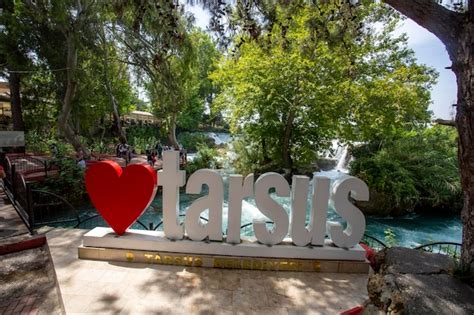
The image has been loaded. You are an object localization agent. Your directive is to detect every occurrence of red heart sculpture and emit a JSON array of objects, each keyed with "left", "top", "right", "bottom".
[{"left": 85, "top": 161, "right": 157, "bottom": 235}]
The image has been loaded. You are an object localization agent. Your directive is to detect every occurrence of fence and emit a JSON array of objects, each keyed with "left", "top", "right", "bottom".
[{"left": 1, "top": 153, "right": 69, "bottom": 231}]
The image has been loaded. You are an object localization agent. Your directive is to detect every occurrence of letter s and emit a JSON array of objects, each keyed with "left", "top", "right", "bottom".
[{"left": 328, "top": 177, "right": 369, "bottom": 248}]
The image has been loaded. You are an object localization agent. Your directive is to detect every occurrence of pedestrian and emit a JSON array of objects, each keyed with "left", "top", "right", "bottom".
[
  {"left": 76, "top": 150, "right": 86, "bottom": 169},
  {"left": 156, "top": 142, "right": 163, "bottom": 160},
  {"left": 117, "top": 141, "right": 130, "bottom": 165},
  {"left": 146, "top": 145, "right": 153, "bottom": 166}
]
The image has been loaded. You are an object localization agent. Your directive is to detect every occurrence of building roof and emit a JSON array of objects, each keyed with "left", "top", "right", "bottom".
[{"left": 129, "top": 110, "right": 154, "bottom": 117}]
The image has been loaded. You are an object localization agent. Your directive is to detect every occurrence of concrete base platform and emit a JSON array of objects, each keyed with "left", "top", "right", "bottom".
[
  {"left": 80, "top": 227, "right": 369, "bottom": 274},
  {"left": 79, "top": 245, "right": 370, "bottom": 273}
]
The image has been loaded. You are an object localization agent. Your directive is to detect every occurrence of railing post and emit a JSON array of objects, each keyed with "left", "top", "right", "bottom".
[
  {"left": 44, "top": 160, "right": 48, "bottom": 178},
  {"left": 0, "top": 152, "right": 5, "bottom": 167},
  {"left": 26, "top": 183, "right": 34, "bottom": 229},
  {"left": 11, "top": 164, "right": 16, "bottom": 201}
]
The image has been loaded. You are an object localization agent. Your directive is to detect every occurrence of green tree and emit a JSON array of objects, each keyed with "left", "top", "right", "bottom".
[
  {"left": 5, "top": 1, "right": 137, "bottom": 150},
  {"left": 211, "top": 3, "right": 436, "bottom": 176},
  {"left": 350, "top": 125, "right": 461, "bottom": 216},
  {"left": 111, "top": 1, "right": 194, "bottom": 148},
  {"left": 176, "top": 30, "right": 221, "bottom": 131},
  {"left": 0, "top": 0, "right": 34, "bottom": 131},
  {"left": 10, "top": 0, "right": 103, "bottom": 153}
]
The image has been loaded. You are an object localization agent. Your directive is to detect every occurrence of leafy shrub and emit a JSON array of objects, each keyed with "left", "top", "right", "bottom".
[
  {"left": 384, "top": 228, "right": 398, "bottom": 247},
  {"left": 25, "top": 131, "right": 51, "bottom": 153},
  {"left": 178, "top": 132, "right": 215, "bottom": 152},
  {"left": 32, "top": 156, "right": 86, "bottom": 206},
  {"left": 127, "top": 125, "right": 160, "bottom": 140},
  {"left": 131, "top": 136, "right": 158, "bottom": 154},
  {"left": 185, "top": 145, "right": 222, "bottom": 174},
  {"left": 350, "top": 126, "right": 462, "bottom": 215},
  {"left": 127, "top": 125, "right": 160, "bottom": 153},
  {"left": 89, "top": 138, "right": 118, "bottom": 155},
  {"left": 25, "top": 131, "right": 75, "bottom": 156}
]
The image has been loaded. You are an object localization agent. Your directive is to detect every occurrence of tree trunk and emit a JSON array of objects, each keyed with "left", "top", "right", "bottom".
[
  {"left": 258, "top": 114, "right": 271, "bottom": 163},
  {"left": 453, "top": 19, "right": 474, "bottom": 274},
  {"left": 57, "top": 33, "right": 88, "bottom": 154},
  {"left": 8, "top": 72, "right": 25, "bottom": 131},
  {"left": 105, "top": 73, "right": 127, "bottom": 143},
  {"left": 384, "top": 0, "right": 473, "bottom": 272},
  {"left": 101, "top": 24, "right": 127, "bottom": 143},
  {"left": 261, "top": 136, "right": 271, "bottom": 164},
  {"left": 282, "top": 108, "right": 294, "bottom": 175},
  {"left": 168, "top": 112, "right": 179, "bottom": 149}
]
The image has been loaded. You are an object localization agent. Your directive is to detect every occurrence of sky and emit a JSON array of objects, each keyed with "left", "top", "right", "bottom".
[{"left": 187, "top": 5, "right": 457, "bottom": 120}]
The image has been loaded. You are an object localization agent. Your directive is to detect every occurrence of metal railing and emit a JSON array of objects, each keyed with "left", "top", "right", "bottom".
[
  {"left": 153, "top": 214, "right": 209, "bottom": 231},
  {"left": 414, "top": 242, "right": 462, "bottom": 261},
  {"left": 240, "top": 221, "right": 274, "bottom": 237},
  {"left": 6, "top": 155, "right": 51, "bottom": 178},
  {"left": 74, "top": 214, "right": 149, "bottom": 230},
  {"left": 1, "top": 153, "right": 72, "bottom": 231},
  {"left": 31, "top": 189, "right": 80, "bottom": 226},
  {"left": 361, "top": 234, "right": 387, "bottom": 251}
]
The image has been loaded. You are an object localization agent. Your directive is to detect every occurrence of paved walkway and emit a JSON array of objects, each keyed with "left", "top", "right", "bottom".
[
  {"left": 0, "top": 189, "right": 64, "bottom": 315},
  {"left": 45, "top": 228, "right": 369, "bottom": 314},
  {"left": 0, "top": 190, "right": 29, "bottom": 240}
]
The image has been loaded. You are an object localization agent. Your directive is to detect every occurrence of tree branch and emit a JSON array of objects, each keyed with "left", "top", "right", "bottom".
[
  {"left": 433, "top": 118, "right": 456, "bottom": 127},
  {"left": 384, "top": 0, "right": 464, "bottom": 58}
]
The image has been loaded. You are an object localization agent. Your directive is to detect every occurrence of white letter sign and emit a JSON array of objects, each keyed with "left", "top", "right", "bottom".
[
  {"left": 185, "top": 169, "right": 224, "bottom": 241},
  {"left": 253, "top": 173, "right": 290, "bottom": 245},
  {"left": 158, "top": 151, "right": 186, "bottom": 240},
  {"left": 327, "top": 177, "right": 369, "bottom": 248}
]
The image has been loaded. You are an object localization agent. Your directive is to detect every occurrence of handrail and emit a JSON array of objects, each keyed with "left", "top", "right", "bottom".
[
  {"left": 362, "top": 233, "right": 388, "bottom": 249},
  {"left": 74, "top": 213, "right": 149, "bottom": 230},
  {"left": 31, "top": 189, "right": 80, "bottom": 223},
  {"left": 9, "top": 156, "right": 49, "bottom": 171},
  {"left": 73, "top": 213, "right": 101, "bottom": 228},
  {"left": 240, "top": 221, "right": 274, "bottom": 229},
  {"left": 154, "top": 214, "right": 209, "bottom": 230},
  {"left": 413, "top": 241, "right": 462, "bottom": 260},
  {"left": 413, "top": 241, "right": 462, "bottom": 249}
]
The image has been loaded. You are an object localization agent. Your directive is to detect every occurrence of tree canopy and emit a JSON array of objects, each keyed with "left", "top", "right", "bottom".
[{"left": 212, "top": 2, "right": 436, "bottom": 175}]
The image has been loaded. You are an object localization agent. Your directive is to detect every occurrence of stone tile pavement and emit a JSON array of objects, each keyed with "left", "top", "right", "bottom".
[
  {"left": 45, "top": 228, "right": 369, "bottom": 314},
  {"left": 0, "top": 188, "right": 64, "bottom": 315},
  {"left": 0, "top": 293, "right": 39, "bottom": 315},
  {"left": 0, "top": 190, "right": 30, "bottom": 240}
]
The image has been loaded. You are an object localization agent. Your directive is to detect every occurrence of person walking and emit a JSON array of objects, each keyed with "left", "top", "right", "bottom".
[{"left": 156, "top": 142, "right": 163, "bottom": 160}]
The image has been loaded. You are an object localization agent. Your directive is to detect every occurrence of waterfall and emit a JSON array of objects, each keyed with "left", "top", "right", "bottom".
[
  {"left": 204, "top": 132, "right": 232, "bottom": 146},
  {"left": 335, "top": 146, "right": 349, "bottom": 172}
]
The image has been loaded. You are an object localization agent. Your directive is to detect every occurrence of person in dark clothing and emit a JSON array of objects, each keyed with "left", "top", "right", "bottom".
[{"left": 156, "top": 142, "right": 163, "bottom": 160}]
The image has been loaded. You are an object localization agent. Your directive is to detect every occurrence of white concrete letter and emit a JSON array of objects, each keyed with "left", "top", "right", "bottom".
[
  {"left": 185, "top": 169, "right": 224, "bottom": 241},
  {"left": 158, "top": 151, "right": 185, "bottom": 240},
  {"left": 227, "top": 174, "right": 254, "bottom": 244},
  {"left": 253, "top": 173, "right": 290, "bottom": 245},
  {"left": 290, "top": 176, "right": 330, "bottom": 246},
  {"left": 328, "top": 177, "right": 369, "bottom": 248}
]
